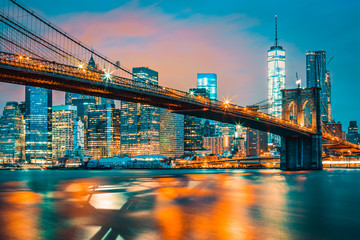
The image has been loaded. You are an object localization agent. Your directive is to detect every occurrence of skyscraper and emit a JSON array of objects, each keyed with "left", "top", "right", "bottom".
[
  {"left": 306, "top": 50, "right": 331, "bottom": 122},
  {"left": 246, "top": 105, "right": 268, "bottom": 156},
  {"left": 0, "top": 102, "right": 25, "bottom": 163},
  {"left": 197, "top": 73, "right": 217, "bottom": 100},
  {"left": 160, "top": 108, "right": 184, "bottom": 158},
  {"left": 246, "top": 128, "right": 268, "bottom": 156},
  {"left": 347, "top": 121, "right": 359, "bottom": 144},
  {"left": 120, "top": 67, "right": 160, "bottom": 157},
  {"left": 267, "top": 15, "right": 285, "bottom": 146},
  {"left": 184, "top": 88, "right": 210, "bottom": 153},
  {"left": 87, "top": 104, "right": 120, "bottom": 159},
  {"left": 25, "top": 86, "right": 52, "bottom": 163},
  {"left": 52, "top": 105, "right": 78, "bottom": 160},
  {"left": 184, "top": 115, "right": 203, "bottom": 153}
]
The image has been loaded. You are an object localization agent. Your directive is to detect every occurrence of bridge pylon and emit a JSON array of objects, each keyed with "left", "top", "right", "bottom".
[{"left": 280, "top": 87, "right": 322, "bottom": 170}]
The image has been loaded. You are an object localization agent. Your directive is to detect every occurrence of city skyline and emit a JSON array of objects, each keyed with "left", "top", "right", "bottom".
[
  {"left": 1, "top": 2, "right": 360, "bottom": 238},
  {"left": 0, "top": 0, "right": 359, "bottom": 129}
]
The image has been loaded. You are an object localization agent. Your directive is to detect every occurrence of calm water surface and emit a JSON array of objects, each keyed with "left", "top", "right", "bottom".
[{"left": 0, "top": 169, "right": 359, "bottom": 240}]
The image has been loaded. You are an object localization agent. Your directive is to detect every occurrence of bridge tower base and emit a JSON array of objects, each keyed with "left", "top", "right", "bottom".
[{"left": 280, "top": 135, "right": 322, "bottom": 170}]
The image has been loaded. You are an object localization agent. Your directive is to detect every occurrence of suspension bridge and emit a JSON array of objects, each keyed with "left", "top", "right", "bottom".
[{"left": 0, "top": 0, "right": 359, "bottom": 170}]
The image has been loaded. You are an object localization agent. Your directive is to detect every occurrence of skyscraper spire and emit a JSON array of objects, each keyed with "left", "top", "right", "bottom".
[{"left": 275, "top": 15, "right": 278, "bottom": 47}]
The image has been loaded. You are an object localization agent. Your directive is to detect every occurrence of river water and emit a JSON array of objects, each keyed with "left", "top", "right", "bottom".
[{"left": 0, "top": 169, "right": 359, "bottom": 240}]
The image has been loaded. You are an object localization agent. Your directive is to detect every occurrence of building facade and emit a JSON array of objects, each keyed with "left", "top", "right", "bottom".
[
  {"left": 184, "top": 88, "right": 210, "bottom": 153},
  {"left": 197, "top": 73, "right": 217, "bottom": 100},
  {"left": 52, "top": 105, "right": 78, "bottom": 160},
  {"left": 306, "top": 50, "right": 331, "bottom": 123},
  {"left": 160, "top": 108, "right": 184, "bottom": 158},
  {"left": 203, "top": 136, "right": 231, "bottom": 155},
  {"left": 25, "top": 86, "right": 52, "bottom": 163},
  {"left": 120, "top": 67, "right": 160, "bottom": 157},
  {"left": 347, "top": 121, "right": 359, "bottom": 144},
  {"left": 0, "top": 102, "right": 25, "bottom": 163},
  {"left": 246, "top": 128, "right": 268, "bottom": 157},
  {"left": 184, "top": 115, "right": 203, "bottom": 153},
  {"left": 87, "top": 104, "right": 120, "bottom": 159}
]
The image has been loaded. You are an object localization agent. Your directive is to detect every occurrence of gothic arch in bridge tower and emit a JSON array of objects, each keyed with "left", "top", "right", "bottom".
[
  {"left": 303, "top": 100, "right": 313, "bottom": 128},
  {"left": 288, "top": 101, "right": 296, "bottom": 122},
  {"left": 282, "top": 88, "right": 317, "bottom": 130}
]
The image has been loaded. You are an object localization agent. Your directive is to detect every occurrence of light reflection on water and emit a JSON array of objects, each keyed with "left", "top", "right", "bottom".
[{"left": 0, "top": 169, "right": 359, "bottom": 239}]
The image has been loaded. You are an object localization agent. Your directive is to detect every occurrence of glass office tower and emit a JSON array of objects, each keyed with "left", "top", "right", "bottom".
[
  {"left": 267, "top": 16, "right": 286, "bottom": 146},
  {"left": 197, "top": 73, "right": 217, "bottom": 100},
  {"left": 0, "top": 102, "right": 25, "bottom": 163},
  {"left": 306, "top": 50, "right": 331, "bottom": 123},
  {"left": 25, "top": 86, "right": 52, "bottom": 163},
  {"left": 52, "top": 105, "right": 78, "bottom": 160}
]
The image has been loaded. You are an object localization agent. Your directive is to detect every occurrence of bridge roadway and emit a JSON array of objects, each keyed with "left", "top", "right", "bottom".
[{"left": 1, "top": 52, "right": 360, "bottom": 153}]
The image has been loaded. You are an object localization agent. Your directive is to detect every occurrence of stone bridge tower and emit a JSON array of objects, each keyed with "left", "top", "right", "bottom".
[{"left": 280, "top": 87, "right": 322, "bottom": 170}]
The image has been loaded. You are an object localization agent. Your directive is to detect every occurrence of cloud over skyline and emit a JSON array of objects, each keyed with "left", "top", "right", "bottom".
[{"left": 58, "top": 2, "right": 268, "bottom": 105}]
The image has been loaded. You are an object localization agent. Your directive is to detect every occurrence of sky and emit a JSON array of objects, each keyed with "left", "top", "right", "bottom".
[{"left": 1, "top": 0, "right": 359, "bottom": 129}]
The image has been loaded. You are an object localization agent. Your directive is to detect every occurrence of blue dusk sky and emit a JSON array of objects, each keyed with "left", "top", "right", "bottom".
[{"left": 1, "top": 0, "right": 359, "bottom": 129}]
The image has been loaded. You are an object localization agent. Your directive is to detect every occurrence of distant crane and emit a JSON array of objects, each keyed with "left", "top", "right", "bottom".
[{"left": 327, "top": 56, "right": 334, "bottom": 66}]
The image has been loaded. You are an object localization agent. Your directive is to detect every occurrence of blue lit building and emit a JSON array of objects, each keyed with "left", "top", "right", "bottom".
[
  {"left": 267, "top": 16, "right": 286, "bottom": 146},
  {"left": 197, "top": 73, "right": 217, "bottom": 100},
  {"left": 25, "top": 86, "right": 52, "bottom": 163},
  {"left": 196, "top": 73, "right": 222, "bottom": 135},
  {"left": 120, "top": 67, "right": 160, "bottom": 157}
]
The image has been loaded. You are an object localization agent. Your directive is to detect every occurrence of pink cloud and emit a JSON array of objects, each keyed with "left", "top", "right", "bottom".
[{"left": 58, "top": 3, "right": 269, "bottom": 106}]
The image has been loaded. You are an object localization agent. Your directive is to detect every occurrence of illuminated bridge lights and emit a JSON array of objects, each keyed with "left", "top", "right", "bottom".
[{"left": 103, "top": 70, "right": 112, "bottom": 82}]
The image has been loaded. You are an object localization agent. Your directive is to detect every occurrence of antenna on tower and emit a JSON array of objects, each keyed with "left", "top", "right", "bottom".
[
  {"left": 275, "top": 15, "right": 278, "bottom": 47},
  {"left": 296, "top": 72, "right": 301, "bottom": 88}
]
